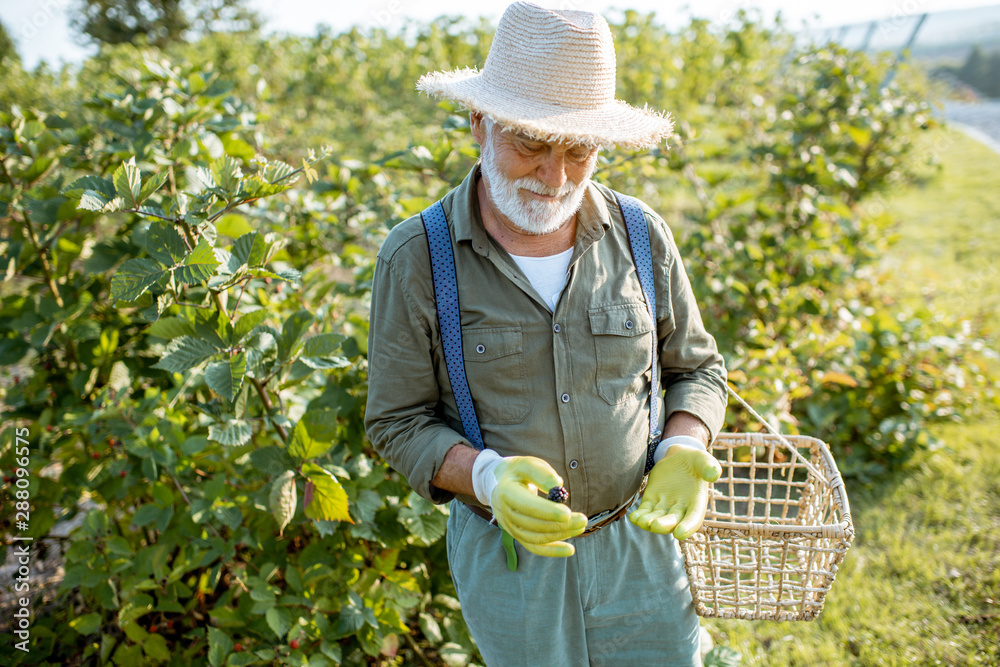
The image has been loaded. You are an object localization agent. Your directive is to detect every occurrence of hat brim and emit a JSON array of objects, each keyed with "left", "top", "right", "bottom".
[{"left": 417, "top": 68, "right": 673, "bottom": 150}]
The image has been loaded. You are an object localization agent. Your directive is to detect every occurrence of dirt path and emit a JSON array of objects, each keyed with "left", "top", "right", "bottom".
[{"left": 944, "top": 100, "right": 1000, "bottom": 155}]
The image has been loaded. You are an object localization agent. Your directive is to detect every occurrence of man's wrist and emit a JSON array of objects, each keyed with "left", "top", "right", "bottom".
[
  {"left": 471, "top": 449, "right": 504, "bottom": 506},
  {"left": 652, "top": 435, "right": 707, "bottom": 465}
]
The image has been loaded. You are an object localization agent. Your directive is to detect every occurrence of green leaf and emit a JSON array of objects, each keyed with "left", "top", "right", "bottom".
[
  {"left": 143, "top": 633, "right": 171, "bottom": 661},
  {"left": 193, "top": 309, "right": 230, "bottom": 349},
  {"left": 288, "top": 409, "right": 339, "bottom": 459},
  {"left": 302, "top": 463, "right": 352, "bottom": 523},
  {"left": 106, "top": 536, "right": 132, "bottom": 556},
  {"left": 189, "top": 72, "right": 207, "bottom": 93},
  {"left": 381, "top": 145, "right": 436, "bottom": 171},
  {"left": 247, "top": 267, "right": 301, "bottom": 283},
  {"left": 207, "top": 626, "right": 233, "bottom": 667},
  {"left": 337, "top": 596, "right": 366, "bottom": 636},
  {"left": 0, "top": 337, "right": 30, "bottom": 365},
  {"left": 138, "top": 171, "right": 168, "bottom": 204},
  {"left": 277, "top": 310, "right": 314, "bottom": 362},
  {"left": 300, "top": 355, "right": 350, "bottom": 370},
  {"left": 152, "top": 336, "right": 221, "bottom": 373},
  {"left": 259, "top": 159, "right": 295, "bottom": 184},
  {"left": 704, "top": 646, "right": 743, "bottom": 667},
  {"left": 118, "top": 593, "right": 154, "bottom": 626},
  {"left": 240, "top": 175, "right": 288, "bottom": 198},
  {"left": 146, "top": 316, "right": 196, "bottom": 340},
  {"left": 266, "top": 606, "right": 291, "bottom": 640},
  {"left": 108, "top": 361, "right": 131, "bottom": 393},
  {"left": 399, "top": 504, "right": 448, "bottom": 546},
  {"left": 66, "top": 319, "right": 101, "bottom": 341},
  {"left": 78, "top": 190, "right": 123, "bottom": 212},
  {"left": 228, "top": 653, "right": 260, "bottom": 666},
  {"left": 269, "top": 470, "right": 297, "bottom": 536},
  {"left": 112, "top": 157, "right": 142, "bottom": 209},
  {"left": 217, "top": 505, "right": 243, "bottom": 530},
  {"left": 146, "top": 222, "right": 187, "bottom": 265},
  {"left": 63, "top": 175, "right": 116, "bottom": 200},
  {"left": 249, "top": 446, "right": 295, "bottom": 476},
  {"left": 208, "top": 419, "right": 253, "bottom": 446},
  {"left": 357, "top": 625, "right": 383, "bottom": 657},
  {"left": 181, "top": 435, "right": 209, "bottom": 455},
  {"left": 399, "top": 492, "right": 447, "bottom": 545},
  {"left": 211, "top": 155, "right": 243, "bottom": 195},
  {"left": 131, "top": 504, "right": 161, "bottom": 528},
  {"left": 321, "top": 640, "right": 343, "bottom": 663},
  {"left": 203, "top": 79, "right": 235, "bottom": 98},
  {"left": 232, "top": 309, "right": 268, "bottom": 343},
  {"left": 69, "top": 612, "right": 102, "bottom": 635},
  {"left": 418, "top": 612, "right": 443, "bottom": 644},
  {"left": 231, "top": 231, "right": 268, "bottom": 268},
  {"left": 172, "top": 239, "right": 220, "bottom": 285},
  {"left": 205, "top": 352, "right": 246, "bottom": 401},
  {"left": 216, "top": 213, "right": 253, "bottom": 238},
  {"left": 110, "top": 258, "right": 169, "bottom": 301},
  {"left": 303, "top": 333, "right": 346, "bottom": 357}
]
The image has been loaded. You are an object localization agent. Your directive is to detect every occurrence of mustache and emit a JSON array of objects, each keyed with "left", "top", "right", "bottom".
[{"left": 514, "top": 177, "right": 580, "bottom": 198}]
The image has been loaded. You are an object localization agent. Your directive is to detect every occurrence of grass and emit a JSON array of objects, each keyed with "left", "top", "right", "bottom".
[
  {"left": 702, "top": 126, "right": 1000, "bottom": 665},
  {"left": 878, "top": 127, "right": 1000, "bottom": 339}
]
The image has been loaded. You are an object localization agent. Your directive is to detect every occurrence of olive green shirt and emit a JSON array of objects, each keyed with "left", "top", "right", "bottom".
[{"left": 365, "top": 164, "right": 727, "bottom": 517}]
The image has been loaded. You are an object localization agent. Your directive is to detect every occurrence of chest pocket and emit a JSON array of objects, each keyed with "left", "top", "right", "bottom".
[
  {"left": 589, "top": 302, "right": 654, "bottom": 405},
  {"left": 461, "top": 326, "right": 528, "bottom": 425}
]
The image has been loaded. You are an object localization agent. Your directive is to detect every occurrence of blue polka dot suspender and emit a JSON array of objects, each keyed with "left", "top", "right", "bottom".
[
  {"left": 420, "top": 194, "right": 662, "bottom": 473},
  {"left": 612, "top": 193, "right": 664, "bottom": 475},
  {"left": 421, "top": 201, "right": 486, "bottom": 451}
]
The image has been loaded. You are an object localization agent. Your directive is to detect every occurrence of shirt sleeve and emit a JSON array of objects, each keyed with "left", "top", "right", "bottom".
[
  {"left": 364, "top": 251, "right": 470, "bottom": 504},
  {"left": 648, "top": 210, "right": 728, "bottom": 441}
]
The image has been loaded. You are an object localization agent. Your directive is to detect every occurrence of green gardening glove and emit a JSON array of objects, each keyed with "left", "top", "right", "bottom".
[
  {"left": 477, "top": 454, "right": 588, "bottom": 557},
  {"left": 629, "top": 443, "right": 722, "bottom": 540}
]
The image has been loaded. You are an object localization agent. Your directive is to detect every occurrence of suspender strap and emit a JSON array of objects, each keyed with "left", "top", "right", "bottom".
[
  {"left": 420, "top": 193, "right": 662, "bottom": 470},
  {"left": 613, "top": 193, "right": 663, "bottom": 474},
  {"left": 421, "top": 201, "right": 485, "bottom": 451}
]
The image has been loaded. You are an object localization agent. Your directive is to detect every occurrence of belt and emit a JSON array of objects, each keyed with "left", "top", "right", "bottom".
[{"left": 463, "top": 490, "right": 638, "bottom": 537}]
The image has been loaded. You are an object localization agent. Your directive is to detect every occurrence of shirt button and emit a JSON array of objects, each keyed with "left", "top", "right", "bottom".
[
  {"left": 553, "top": 323, "right": 561, "bottom": 333},
  {"left": 569, "top": 459, "right": 579, "bottom": 469},
  {"left": 625, "top": 319, "right": 633, "bottom": 330},
  {"left": 561, "top": 393, "right": 570, "bottom": 403},
  {"left": 476, "top": 344, "right": 485, "bottom": 354}
]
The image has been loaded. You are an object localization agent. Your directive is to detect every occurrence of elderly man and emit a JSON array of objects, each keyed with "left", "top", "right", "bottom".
[{"left": 365, "top": 2, "right": 727, "bottom": 665}]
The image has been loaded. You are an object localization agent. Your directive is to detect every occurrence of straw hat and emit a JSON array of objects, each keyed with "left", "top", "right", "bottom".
[{"left": 416, "top": 2, "right": 673, "bottom": 149}]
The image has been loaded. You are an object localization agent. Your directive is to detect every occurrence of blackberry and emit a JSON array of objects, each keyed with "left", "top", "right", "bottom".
[{"left": 547, "top": 486, "right": 569, "bottom": 504}]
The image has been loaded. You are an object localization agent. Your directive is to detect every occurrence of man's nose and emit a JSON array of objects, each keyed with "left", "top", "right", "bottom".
[{"left": 536, "top": 152, "right": 568, "bottom": 191}]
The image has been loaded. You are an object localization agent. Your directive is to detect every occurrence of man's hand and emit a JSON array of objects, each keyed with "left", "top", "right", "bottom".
[
  {"left": 487, "top": 456, "right": 588, "bottom": 557},
  {"left": 629, "top": 444, "right": 721, "bottom": 540}
]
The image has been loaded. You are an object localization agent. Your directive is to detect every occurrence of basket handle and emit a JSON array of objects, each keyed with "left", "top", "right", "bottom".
[{"left": 725, "top": 384, "right": 831, "bottom": 486}]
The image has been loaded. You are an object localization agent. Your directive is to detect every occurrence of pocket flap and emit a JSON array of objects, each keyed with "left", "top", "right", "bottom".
[
  {"left": 463, "top": 327, "right": 523, "bottom": 362},
  {"left": 588, "top": 303, "right": 653, "bottom": 337}
]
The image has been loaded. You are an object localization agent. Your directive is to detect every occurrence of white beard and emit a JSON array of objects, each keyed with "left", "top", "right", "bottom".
[{"left": 480, "top": 130, "right": 594, "bottom": 236}]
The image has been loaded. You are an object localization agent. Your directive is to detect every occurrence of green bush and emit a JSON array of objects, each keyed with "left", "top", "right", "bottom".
[{"left": 1, "top": 59, "right": 473, "bottom": 666}]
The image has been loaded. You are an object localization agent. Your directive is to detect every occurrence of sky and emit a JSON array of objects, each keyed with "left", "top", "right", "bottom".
[{"left": 2, "top": 0, "right": 998, "bottom": 69}]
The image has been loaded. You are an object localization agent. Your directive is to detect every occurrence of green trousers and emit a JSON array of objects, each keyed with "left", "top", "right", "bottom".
[{"left": 446, "top": 499, "right": 702, "bottom": 666}]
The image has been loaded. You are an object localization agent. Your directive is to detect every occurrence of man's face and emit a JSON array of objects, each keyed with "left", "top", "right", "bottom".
[{"left": 478, "top": 118, "right": 599, "bottom": 236}]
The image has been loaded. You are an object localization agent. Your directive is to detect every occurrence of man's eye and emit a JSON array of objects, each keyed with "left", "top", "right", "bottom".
[
  {"left": 569, "top": 150, "right": 593, "bottom": 162},
  {"left": 519, "top": 141, "right": 544, "bottom": 153}
]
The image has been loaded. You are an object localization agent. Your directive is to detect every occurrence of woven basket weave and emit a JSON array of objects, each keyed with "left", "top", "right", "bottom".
[{"left": 679, "top": 431, "right": 854, "bottom": 621}]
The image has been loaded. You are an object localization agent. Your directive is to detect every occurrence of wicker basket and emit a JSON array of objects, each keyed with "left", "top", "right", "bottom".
[{"left": 679, "top": 426, "right": 854, "bottom": 622}]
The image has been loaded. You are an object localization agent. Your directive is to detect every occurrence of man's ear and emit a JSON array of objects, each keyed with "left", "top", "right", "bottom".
[{"left": 470, "top": 111, "right": 486, "bottom": 147}]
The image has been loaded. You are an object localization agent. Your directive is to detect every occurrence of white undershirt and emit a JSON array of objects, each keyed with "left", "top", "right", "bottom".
[{"left": 509, "top": 247, "right": 574, "bottom": 311}]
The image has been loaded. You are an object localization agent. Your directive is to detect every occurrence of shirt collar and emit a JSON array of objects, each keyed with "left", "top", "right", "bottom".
[{"left": 448, "top": 162, "right": 611, "bottom": 255}]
